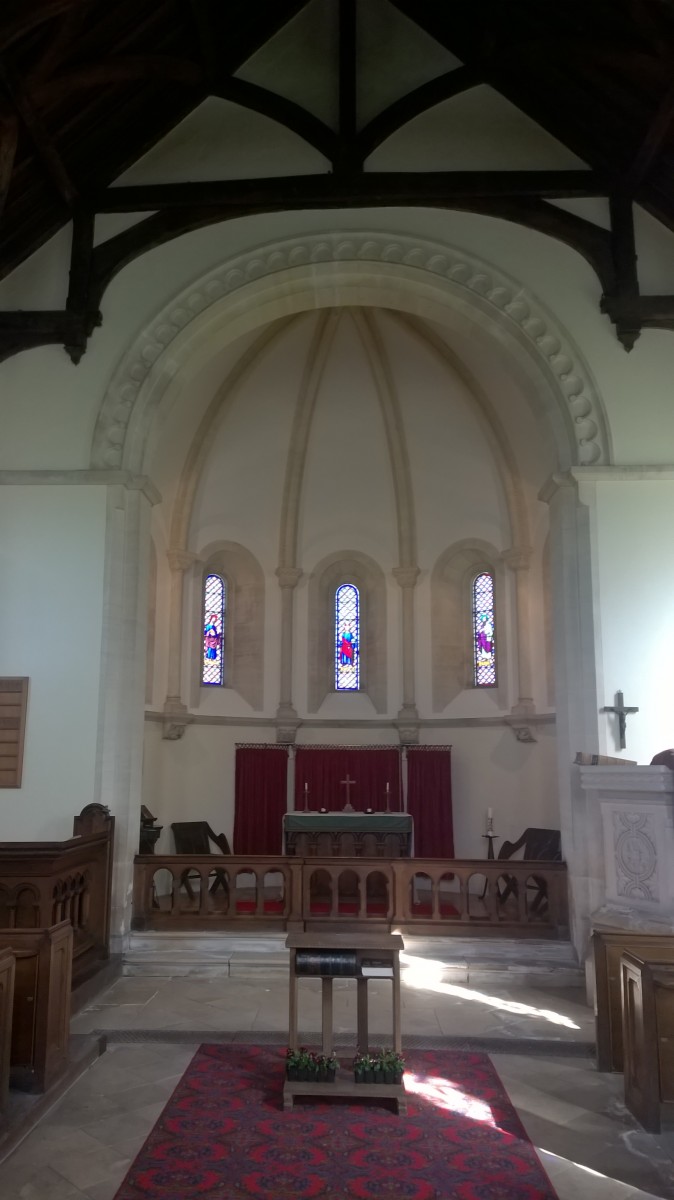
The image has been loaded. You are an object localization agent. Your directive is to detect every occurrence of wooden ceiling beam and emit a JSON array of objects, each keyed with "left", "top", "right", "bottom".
[
  {"left": 0, "top": 0, "right": 92, "bottom": 54},
  {"left": 94, "top": 169, "right": 608, "bottom": 213},
  {"left": 337, "top": 0, "right": 357, "bottom": 170},
  {"left": 624, "top": 78, "right": 674, "bottom": 193},
  {"left": 0, "top": 58, "right": 78, "bottom": 206},
  {"left": 356, "top": 65, "right": 482, "bottom": 163},
  {"left": 214, "top": 78, "right": 337, "bottom": 161},
  {"left": 30, "top": 56, "right": 204, "bottom": 106},
  {"left": 0, "top": 114, "right": 17, "bottom": 218}
]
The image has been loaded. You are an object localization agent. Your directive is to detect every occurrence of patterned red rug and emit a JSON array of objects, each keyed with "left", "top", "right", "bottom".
[{"left": 113, "top": 1044, "right": 556, "bottom": 1199}]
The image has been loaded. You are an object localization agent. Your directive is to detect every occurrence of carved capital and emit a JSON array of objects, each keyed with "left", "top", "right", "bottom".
[
  {"left": 276, "top": 566, "right": 303, "bottom": 590},
  {"left": 501, "top": 547, "right": 531, "bottom": 572},
  {"left": 396, "top": 705, "right": 420, "bottom": 745},
  {"left": 504, "top": 715, "right": 537, "bottom": 743},
  {"left": 167, "top": 548, "right": 197, "bottom": 573},
  {"left": 392, "top": 566, "right": 420, "bottom": 589},
  {"left": 162, "top": 697, "right": 191, "bottom": 740},
  {"left": 276, "top": 702, "right": 300, "bottom": 744}
]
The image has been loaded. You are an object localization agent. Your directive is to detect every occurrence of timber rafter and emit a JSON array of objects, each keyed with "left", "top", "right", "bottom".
[{"left": 2, "top": 0, "right": 674, "bottom": 361}]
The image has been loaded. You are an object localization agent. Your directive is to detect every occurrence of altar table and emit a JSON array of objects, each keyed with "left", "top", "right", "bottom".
[{"left": 283, "top": 812, "right": 412, "bottom": 857}]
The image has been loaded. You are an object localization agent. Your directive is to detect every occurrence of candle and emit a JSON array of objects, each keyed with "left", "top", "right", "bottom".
[
  {"left": 386, "top": 782, "right": 390, "bottom": 794},
  {"left": 304, "top": 782, "right": 308, "bottom": 793},
  {"left": 487, "top": 807, "right": 493, "bottom": 819}
]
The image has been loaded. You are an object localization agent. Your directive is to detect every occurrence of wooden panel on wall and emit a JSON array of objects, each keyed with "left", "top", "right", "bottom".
[
  {"left": 0, "top": 678, "right": 28, "bottom": 788},
  {"left": 0, "top": 948, "right": 15, "bottom": 1114}
]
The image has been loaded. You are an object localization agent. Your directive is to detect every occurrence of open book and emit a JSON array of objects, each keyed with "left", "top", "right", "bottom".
[{"left": 361, "top": 957, "right": 394, "bottom": 978}]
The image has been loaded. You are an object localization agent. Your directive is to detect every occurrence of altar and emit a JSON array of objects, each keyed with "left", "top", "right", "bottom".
[{"left": 283, "top": 812, "right": 413, "bottom": 858}]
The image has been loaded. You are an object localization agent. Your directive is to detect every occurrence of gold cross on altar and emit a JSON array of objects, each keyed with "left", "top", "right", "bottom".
[{"left": 340, "top": 773, "right": 356, "bottom": 811}]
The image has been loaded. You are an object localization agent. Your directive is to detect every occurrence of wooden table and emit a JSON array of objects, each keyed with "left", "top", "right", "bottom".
[
  {"left": 284, "top": 931, "right": 406, "bottom": 1114},
  {"left": 283, "top": 812, "right": 412, "bottom": 857}
]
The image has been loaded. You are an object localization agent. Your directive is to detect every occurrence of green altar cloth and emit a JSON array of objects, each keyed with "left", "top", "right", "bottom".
[{"left": 284, "top": 813, "right": 412, "bottom": 833}]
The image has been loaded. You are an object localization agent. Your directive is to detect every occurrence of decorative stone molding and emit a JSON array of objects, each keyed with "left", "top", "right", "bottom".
[
  {"left": 501, "top": 548, "right": 531, "bottom": 572},
  {"left": 395, "top": 709, "right": 420, "bottom": 746},
  {"left": 392, "top": 566, "right": 420, "bottom": 589},
  {"left": 505, "top": 721, "right": 537, "bottom": 743},
  {"left": 276, "top": 567, "right": 303, "bottom": 589},
  {"left": 167, "top": 548, "right": 197, "bottom": 573},
  {"left": 162, "top": 699, "right": 192, "bottom": 741},
  {"left": 92, "top": 232, "right": 610, "bottom": 474}
]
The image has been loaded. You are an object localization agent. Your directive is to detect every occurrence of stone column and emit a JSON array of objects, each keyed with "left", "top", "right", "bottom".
[
  {"left": 502, "top": 548, "right": 535, "bottom": 718},
  {"left": 275, "top": 567, "right": 302, "bottom": 742},
  {"left": 95, "top": 478, "right": 158, "bottom": 951},
  {"left": 540, "top": 473, "right": 601, "bottom": 955},
  {"left": 163, "top": 548, "right": 196, "bottom": 738},
  {"left": 393, "top": 566, "right": 419, "bottom": 743}
]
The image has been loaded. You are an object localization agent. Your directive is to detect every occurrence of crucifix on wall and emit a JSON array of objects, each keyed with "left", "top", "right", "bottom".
[
  {"left": 340, "top": 773, "right": 356, "bottom": 812},
  {"left": 601, "top": 689, "right": 639, "bottom": 749}
]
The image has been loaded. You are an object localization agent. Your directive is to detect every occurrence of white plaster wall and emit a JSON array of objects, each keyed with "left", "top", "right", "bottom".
[
  {"left": 589, "top": 478, "right": 674, "bottom": 765},
  {"left": 0, "top": 486, "right": 106, "bottom": 838}
]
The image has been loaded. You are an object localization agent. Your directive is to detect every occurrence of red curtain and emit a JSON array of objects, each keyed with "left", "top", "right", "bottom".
[
  {"left": 406, "top": 747, "right": 454, "bottom": 858},
  {"left": 234, "top": 745, "right": 289, "bottom": 855},
  {"left": 295, "top": 747, "right": 402, "bottom": 811}
]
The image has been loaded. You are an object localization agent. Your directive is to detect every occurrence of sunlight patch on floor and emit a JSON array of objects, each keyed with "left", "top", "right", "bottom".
[
  {"left": 400, "top": 953, "right": 581, "bottom": 1029},
  {"left": 404, "top": 1072, "right": 496, "bottom": 1123}
]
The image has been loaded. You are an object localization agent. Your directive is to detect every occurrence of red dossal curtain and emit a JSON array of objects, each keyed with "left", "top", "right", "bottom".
[
  {"left": 406, "top": 747, "right": 454, "bottom": 858},
  {"left": 295, "top": 747, "right": 402, "bottom": 811},
  {"left": 233, "top": 745, "right": 288, "bottom": 855}
]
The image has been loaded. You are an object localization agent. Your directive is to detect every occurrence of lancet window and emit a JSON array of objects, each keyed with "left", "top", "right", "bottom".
[
  {"left": 472, "top": 571, "right": 496, "bottom": 687},
  {"left": 335, "top": 583, "right": 359, "bottom": 691},
  {"left": 202, "top": 573, "right": 225, "bottom": 685}
]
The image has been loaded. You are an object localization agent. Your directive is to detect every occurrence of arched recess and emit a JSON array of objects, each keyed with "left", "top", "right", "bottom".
[
  {"left": 190, "top": 541, "right": 265, "bottom": 711},
  {"left": 91, "top": 232, "right": 612, "bottom": 478},
  {"left": 308, "top": 550, "right": 387, "bottom": 714},
  {"left": 431, "top": 539, "right": 507, "bottom": 711}
]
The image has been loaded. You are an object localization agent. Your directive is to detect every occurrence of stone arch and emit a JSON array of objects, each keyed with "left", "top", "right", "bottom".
[
  {"left": 91, "top": 232, "right": 611, "bottom": 477},
  {"left": 307, "top": 549, "right": 387, "bottom": 714},
  {"left": 189, "top": 540, "right": 265, "bottom": 710},
  {"left": 431, "top": 539, "right": 507, "bottom": 711}
]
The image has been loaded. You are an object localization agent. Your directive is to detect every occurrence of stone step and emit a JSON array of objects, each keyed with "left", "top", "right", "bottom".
[{"left": 123, "top": 931, "right": 584, "bottom": 987}]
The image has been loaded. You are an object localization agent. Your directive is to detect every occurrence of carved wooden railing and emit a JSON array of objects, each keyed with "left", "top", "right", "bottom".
[
  {"left": 133, "top": 854, "right": 569, "bottom": 938},
  {"left": 0, "top": 804, "right": 114, "bottom": 989}
]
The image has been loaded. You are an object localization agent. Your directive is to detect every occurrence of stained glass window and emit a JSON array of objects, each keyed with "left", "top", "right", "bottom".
[
  {"left": 335, "top": 583, "right": 359, "bottom": 691},
  {"left": 202, "top": 573, "right": 225, "bottom": 686},
  {"left": 472, "top": 572, "right": 496, "bottom": 687}
]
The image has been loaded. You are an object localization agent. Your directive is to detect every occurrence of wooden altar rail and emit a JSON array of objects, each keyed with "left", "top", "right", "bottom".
[
  {"left": 132, "top": 855, "right": 569, "bottom": 938},
  {"left": 0, "top": 804, "right": 114, "bottom": 990}
]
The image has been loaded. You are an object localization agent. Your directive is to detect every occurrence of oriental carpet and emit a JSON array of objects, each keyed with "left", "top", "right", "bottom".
[{"left": 113, "top": 1044, "right": 556, "bottom": 1199}]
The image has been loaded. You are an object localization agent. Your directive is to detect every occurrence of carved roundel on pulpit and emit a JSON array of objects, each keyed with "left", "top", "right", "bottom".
[{"left": 614, "top": 813, "right": 657, "bottom": 900}]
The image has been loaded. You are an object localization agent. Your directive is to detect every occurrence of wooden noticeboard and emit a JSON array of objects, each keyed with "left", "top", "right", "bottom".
[{"left": 0, "top": 678, "right": 28, "bottom": 788}]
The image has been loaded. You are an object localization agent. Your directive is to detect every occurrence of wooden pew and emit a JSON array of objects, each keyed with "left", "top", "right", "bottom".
[
  {"left": 0, "top": 922, "right": 72, "bottom": 1092},
  {"left": 592, "top": 929, "right": 674, "bottom": 1070},
  {"left": 621, "top": 952, "right": 674, "bottom": 1132},
  {"left": 0, "top": 948, "right": 14, "bottom": 1115}
]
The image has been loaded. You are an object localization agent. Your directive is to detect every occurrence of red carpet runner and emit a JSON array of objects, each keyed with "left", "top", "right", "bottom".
[{"left": 114, "top": 1044, "right": 557, "bottom": 1199}]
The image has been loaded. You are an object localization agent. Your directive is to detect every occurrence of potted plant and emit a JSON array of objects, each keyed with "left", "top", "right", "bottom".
[
  {"left": 353, "top": 1051, "right": 376, "bottom": 1083},
  {"left": 316, "top": 1053, "right": 339, "bottom": 1082},
  {"left": 380, "top": 1048, "right": 405, "bottom": 1084},
  {"left": 286, "top": 1047, "right": 316, "bottom": 1081}
]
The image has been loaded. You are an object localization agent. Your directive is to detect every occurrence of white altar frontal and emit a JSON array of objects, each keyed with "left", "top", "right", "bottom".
[{"left": 580, "top": 765, "right": 674, "bottom": 932}]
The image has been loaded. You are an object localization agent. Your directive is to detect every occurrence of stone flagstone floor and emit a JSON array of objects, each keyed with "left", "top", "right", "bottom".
[{"left": 1, "top": 963, "right": 674, "bottom": 1199}]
